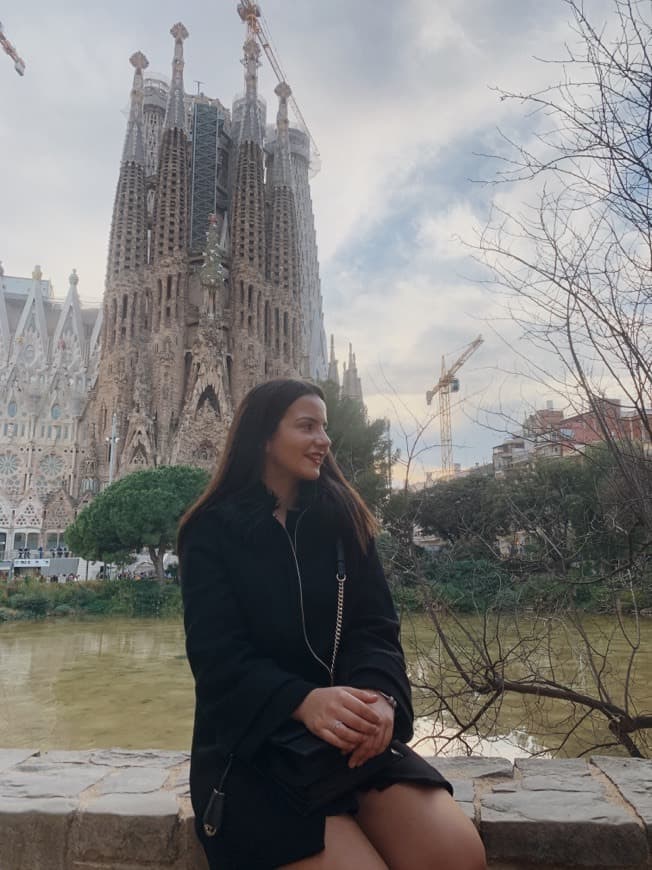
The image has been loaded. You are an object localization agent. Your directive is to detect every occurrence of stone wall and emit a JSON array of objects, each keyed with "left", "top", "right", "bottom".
[{"left": 1, "top": 748, "right": 651, "bottom": 869}]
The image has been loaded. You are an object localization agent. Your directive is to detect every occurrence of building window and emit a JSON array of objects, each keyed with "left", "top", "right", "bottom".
[
  {"left": 7, "top": 401, "right": 17, "bottom": 418},
  {"left": 51, "top": 404, "right": 61, "bottom": 420}
]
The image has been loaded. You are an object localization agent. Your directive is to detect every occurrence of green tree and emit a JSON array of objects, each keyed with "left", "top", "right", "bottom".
[
  {"left": 417, "top": 473, "right": 507, "bottom": 558},
  {"left": 320, "top": 379, "right": 391, "bottom": 511},
  {"left": 65, "top": 466, "right": 209, "bottom": 580}
]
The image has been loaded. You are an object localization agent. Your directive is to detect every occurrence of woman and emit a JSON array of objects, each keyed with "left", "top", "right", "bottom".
[{"left": 178, "top": 379, "right": 486, "bottom": 870}]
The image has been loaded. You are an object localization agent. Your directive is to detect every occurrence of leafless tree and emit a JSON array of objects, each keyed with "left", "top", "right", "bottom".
[
  {"left": 393, "top": 0, "right": 652, "bottom": 760},
  {"left": 477, "top": 0, "right": 651, "bottom": 530}
]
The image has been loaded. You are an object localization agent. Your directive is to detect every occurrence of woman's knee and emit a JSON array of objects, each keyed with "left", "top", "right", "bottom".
[{"left": 356, "top": 784, "right": 486, "bottom": 870}]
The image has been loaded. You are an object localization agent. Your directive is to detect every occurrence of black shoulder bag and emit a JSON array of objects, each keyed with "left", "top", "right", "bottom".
[{"left": 253, "top": 538, "right": 402, "bottom": 815}]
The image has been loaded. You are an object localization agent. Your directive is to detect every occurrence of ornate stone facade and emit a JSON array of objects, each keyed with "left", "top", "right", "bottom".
[
  {"left": 0, "top": 16, "right": 329, "bottom": 555},
  {"left": 83, "top": 20, "right": 328, "bottom": 488},
  {"left": 0, "top": 264, "right": 102, "bottom": 557}
]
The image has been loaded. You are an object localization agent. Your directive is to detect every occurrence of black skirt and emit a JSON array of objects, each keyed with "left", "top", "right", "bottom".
[{"left": 197, "top": 743, "right": 452, "bottom": 870}]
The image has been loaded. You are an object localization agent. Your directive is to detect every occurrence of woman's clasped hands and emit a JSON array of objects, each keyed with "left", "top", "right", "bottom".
[{"left": 292, "top": 686, "right": 395, "bottom": 769}]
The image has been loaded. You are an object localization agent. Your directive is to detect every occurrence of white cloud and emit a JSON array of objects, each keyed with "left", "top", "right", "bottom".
[{"left": 416, "top": 202, "right": 481, "bottom": 261}]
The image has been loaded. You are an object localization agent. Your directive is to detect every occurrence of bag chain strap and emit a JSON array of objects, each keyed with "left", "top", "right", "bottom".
[{"left": 329, "top": 573, "right": 346, "bottom": 683}]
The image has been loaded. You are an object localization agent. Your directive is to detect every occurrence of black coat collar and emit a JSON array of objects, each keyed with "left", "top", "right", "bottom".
[{"left": 206, "top": 479, "right": 337, "bottom": 544}]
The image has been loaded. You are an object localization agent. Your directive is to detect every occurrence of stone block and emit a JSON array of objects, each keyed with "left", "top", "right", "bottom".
[
  {"left": 0, "top": 757, "right": 106, "bottom": 798},
  {"left": 593, "top": 756, "right": 652, "bottom": 851},
  {"left": 450, "top": 779, "right": 474, "bottom": 803},
  {"left": 0, "top": 802, "right": 71, "bottom": 870},
  {"left": 481, "top": 786, "right": 647, "bottom": 866},
  {"left": 96, "top": 766, "right": 169, "bottom": 794},
  {"left": 516, "top": 757, "right": 602, "bottom": 793},
  {"left": 38, "top": 749, "right": 95, "bottom": 764},
  {"left": 0, "top": 748, "right": 39, "bottom": 773},
  {"left": 441, "top": 779, "right": 476, "bottom": 822},
  {"left": 71, "top": 790, "right": 181, "bottom": 864},
  {"left": 428, "top": 756, "right": 513, "bottom": 780},
  {"left": 88, "top": 748, "right": 189, "bottom": 768}
]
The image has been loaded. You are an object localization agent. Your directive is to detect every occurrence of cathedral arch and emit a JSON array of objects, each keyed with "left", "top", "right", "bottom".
[
  {"left": 196, "top": 385, "right": 220, "bottom": 418},
  {"left": 14, "top": 495, "right": 44, "bottom": 530},
  {"left": 130, "top": 444, "right": 148, "bottom": 466},
  {"left": 193, "top": 442, "right": 215, "bottom": 464}
]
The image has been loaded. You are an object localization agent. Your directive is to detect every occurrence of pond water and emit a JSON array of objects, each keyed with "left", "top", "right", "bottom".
[{"left": 1, "top": 614, "right": 651, "bottom": 758}]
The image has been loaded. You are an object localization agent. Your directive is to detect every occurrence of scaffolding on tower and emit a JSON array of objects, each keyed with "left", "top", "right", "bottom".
[{"left": 189, "top": 99, "right": 230, "bottom": 253}]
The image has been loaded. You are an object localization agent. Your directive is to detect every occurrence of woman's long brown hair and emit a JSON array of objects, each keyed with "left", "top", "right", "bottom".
[{"left": 177, "top": 378, "right": 378, "bottom": 553}]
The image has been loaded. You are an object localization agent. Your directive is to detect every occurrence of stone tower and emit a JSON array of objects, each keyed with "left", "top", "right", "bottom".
[
  {"left": 81, "top": 17, "right": 328, "bottom": 486},
  {"left": 85, "top": 50, "right": 150, "bottom": 481}
]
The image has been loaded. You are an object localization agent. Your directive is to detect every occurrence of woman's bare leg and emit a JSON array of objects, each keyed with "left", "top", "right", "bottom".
[
  {"left": 356, "top": 784, "right": 486, "bottom": 870},
  {"left": 278, "top": 814, "right": 388, "bottom": 869}
]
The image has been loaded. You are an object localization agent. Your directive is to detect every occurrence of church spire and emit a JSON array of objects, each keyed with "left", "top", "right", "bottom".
[
  {"left": 122, "top": 51, "right": 148, "bottom": 165},
  {"left": 327, "top": 334, "right": 339, "bottom": 386},
  {"left": 272, "top": 82, "right": 293, "bottom": 187},
  {"left": 164, "top": 22, "right": 189, "bottom": 131},
  {"left": 239, "top": 28, "right": 264, "bottom": 145},
  {"left": 342, "top": 342, "right": 364, "bottom": 402},
  {"left": 267, "top": 80, "right": 301, "bottom": 372},
  {"left": 152, "top": 23, "right": 191, "bottom": 262},
  {"left": 106, "top": 52, "right": 149, "bottom": 282}
]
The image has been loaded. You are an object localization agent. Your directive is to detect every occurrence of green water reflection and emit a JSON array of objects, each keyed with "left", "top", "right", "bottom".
[
  {"left": 0, "top": 618, "right": 192, "bottom": 750},
  {"left": 1, "top": 615, "right": 651, "bottom": 756}
]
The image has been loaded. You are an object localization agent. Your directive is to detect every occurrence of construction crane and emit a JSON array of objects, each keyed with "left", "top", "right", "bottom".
[
  {"left": 236, "top": 1, "right": 321, "bottom": 174},
  {"left": 426, "top": 335, "right": 484, "bottom": 478},
  {"left": 0, "top": 21, "right": 25, "bottom": 76}
]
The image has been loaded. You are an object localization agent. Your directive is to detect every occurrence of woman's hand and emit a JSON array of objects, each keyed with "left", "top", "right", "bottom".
[
  {"left": 346, "top": 694, "right": 395, "bottom": 768},
  {"left": 292, "top": 686, "right": 381, "bottom": 752}
]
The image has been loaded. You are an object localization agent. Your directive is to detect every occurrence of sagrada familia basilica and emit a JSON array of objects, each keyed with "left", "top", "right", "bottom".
[{"left": 0, "top": 17, "right": 363, "bottom": 558}]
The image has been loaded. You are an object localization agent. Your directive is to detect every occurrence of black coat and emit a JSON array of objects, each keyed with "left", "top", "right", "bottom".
[{"left": 180, "top": 483, "right": 415, "bottom": 869}]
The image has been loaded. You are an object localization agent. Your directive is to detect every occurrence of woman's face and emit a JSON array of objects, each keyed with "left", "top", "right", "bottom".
[{"left": 264, "top": 394, "right": 331, "bottom": 484}]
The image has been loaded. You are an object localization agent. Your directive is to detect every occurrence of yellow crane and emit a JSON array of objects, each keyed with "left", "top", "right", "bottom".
[
  {"left": 0, "top": 21, "right": 25, "bottom": 76},
  {"left": 426, "top": 335, "right": 483, "bottom": 478},
  {"left": 236, "top": 1, "right": 321, "bottom": 174}
]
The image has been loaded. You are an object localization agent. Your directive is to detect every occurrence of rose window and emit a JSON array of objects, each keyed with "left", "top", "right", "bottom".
[
  {"left": 39, "top": 454, "right": 64, "bottom": 478},
  {"left": 0, "top": 454, "right": 19, "bottom": 476}
]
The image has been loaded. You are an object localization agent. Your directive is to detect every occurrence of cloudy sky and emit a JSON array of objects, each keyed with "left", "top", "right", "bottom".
[{"left": 1, "top": 0, "right": 613, "bottom": 480}]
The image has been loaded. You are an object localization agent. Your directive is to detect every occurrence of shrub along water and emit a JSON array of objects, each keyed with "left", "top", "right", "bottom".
[{"left": 0, "top": 576, "right": 183, "bottom": 622}]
